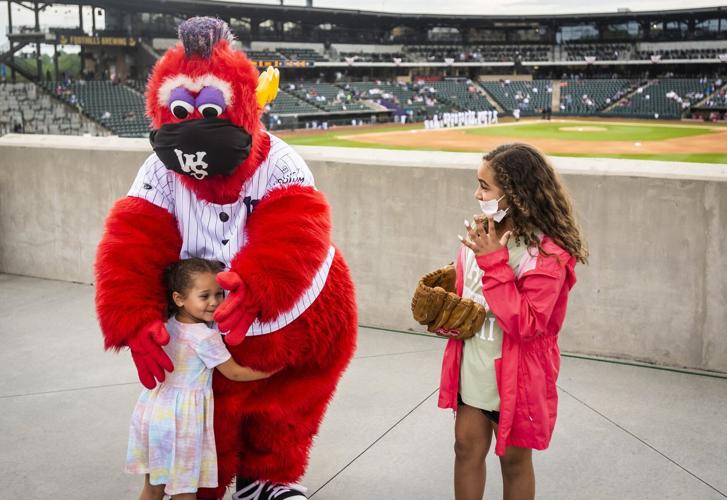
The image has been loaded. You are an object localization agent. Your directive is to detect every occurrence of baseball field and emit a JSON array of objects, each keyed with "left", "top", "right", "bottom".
[{"left": 279, "top": 118, "right": 727, "bottom": 164}]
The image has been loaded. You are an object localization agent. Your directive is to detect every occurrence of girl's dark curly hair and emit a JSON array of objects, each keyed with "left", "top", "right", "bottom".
[
  {"left": 163, "top": 258, "right": 225, "bottom": 317},
  {"left": 483, "top": 143, "right": 588, "bottom": 264}
]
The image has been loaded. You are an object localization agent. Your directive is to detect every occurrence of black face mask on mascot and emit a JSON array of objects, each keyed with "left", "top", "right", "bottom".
[{"left": 149, "top": 117, "right": 253, "bottom": 180}]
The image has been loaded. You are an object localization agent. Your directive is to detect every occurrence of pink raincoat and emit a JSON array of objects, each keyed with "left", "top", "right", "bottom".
[{"left": 438, "top": 236, "right": 577, "bottom": 456}]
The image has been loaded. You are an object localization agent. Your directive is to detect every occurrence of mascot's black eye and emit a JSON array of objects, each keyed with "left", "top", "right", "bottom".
[
  {"left": 170, "top": 99, "right": 194, "bottom": 119},
  {"left": 199, "top": 103, "right": 223, "bottom": 118}
]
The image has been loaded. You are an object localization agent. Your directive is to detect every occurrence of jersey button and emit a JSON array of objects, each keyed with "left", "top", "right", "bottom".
[{"left": 219, "top": 212, "right": 230, "bottom": 222}]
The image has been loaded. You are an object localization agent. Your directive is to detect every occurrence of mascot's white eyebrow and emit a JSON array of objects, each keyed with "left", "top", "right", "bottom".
[{"left": 158, "top": 74, "right": 234, "bottom": 108}]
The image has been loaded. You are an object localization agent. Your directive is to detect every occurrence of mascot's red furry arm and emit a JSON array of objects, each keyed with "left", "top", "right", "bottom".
[
  {"left": 215, "top": 185, "right": 332, "bottom": 346},
  {"left": 95, "top": 197, "right": 182, "bottom": 388}
]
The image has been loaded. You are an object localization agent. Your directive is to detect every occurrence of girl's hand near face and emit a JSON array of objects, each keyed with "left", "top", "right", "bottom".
[{"left": 459, "top": 216, "right": 512, "bottom": 257}]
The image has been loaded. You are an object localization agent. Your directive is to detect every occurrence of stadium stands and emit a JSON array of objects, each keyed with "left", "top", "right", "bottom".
[
  {"left": 636, "top": 48, "right": 725, "bottom": 60},
  {"left": 344, "top": 81, "right": 455, "bottom": 120},
  {"left": 427, "top": 80, "right": 495, "bottom": 112},
  {"left": 287, "top": 83, "right": 370, "bottom": 112},
  {"left": 40, "top": 80, "right": 150, "bottom": 137},
  {"left": 406, "top": 45, "right": 550, "bottom": 62},
  {"left": 479, "top": 80, "right": 552, "bottom": 115},
  {"left": 267, "top": 89, "right": 323, "bottom": 115},
  {"left": 339, "top": 51, "right": 406, "bottom": 62},
  {"left": 559, "top": 79, "right": 634, "bottom": 114},
  {"left": 700, "top": 78, "right": 727, "bottom": 108},
  {"left": 606, "top": 79, "right": 708, "bottom": 119},
  {"left": 0, "top": 82, "right": 108, "bottom": 136},
  {"left": 2, "top": 75, "right": 724, "bottom": 139},
  {"left": 125, "top": 79, "right": 147, "bottom": 96},
  {"left": 4, "top": 4, "right": 727, "bottom": 136},
  {"left": 565, "top": 43, "right": 632, "bottom": 61},
  {"left": 276, "top": 48, "right": 327, "bottom": 62}
]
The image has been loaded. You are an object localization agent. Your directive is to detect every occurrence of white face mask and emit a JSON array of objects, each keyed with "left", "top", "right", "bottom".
[{"left": 479, "top": 194, "right": 509, "bottom": 223}]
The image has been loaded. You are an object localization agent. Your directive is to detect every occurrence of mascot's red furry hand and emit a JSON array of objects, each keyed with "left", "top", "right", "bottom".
[
  {"left": 95, "top": 16, "right": 357, "bottom": 497},
  {"left": 128, "top": 320, "right": 173, "bottom": 389},
  {"left": 214, "top": 271, "right": 257, "bottom": 346}
]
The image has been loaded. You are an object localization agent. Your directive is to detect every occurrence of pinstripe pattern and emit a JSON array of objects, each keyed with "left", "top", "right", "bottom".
[{"left": 127, "top": 132, "right": 334, "bottom": 336}]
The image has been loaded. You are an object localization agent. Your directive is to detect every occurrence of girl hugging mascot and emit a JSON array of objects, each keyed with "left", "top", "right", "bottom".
[{"left": 95, "top": 17, "right": 357, "bottom": 500}]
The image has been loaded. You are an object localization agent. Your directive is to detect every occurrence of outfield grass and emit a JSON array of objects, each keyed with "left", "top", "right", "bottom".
[
  {"left": 464, "top": 122, "right": 717, "bottom": 142},
  {"left": 281, "top": 121, "right": 727, "bottom": 164},
  {"left": 282, "top": 126, "right": 424, "bottom": 150}
]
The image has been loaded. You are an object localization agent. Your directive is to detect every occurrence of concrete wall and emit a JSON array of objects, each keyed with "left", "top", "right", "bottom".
[{"left": 1, "top": 134, "right": 726, "bottom": 372}]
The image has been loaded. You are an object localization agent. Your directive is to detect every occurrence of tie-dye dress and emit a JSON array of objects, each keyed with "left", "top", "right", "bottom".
[{"left": 125, "top": 316, "right": 231, "bottom": 495}]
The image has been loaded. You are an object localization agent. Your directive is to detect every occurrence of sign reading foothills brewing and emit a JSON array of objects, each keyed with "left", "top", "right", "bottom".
[{"left": 57, "top": 35, "right": 137, "bottom": 47}]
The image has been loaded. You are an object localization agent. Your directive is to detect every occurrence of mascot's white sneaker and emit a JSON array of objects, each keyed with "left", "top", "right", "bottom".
[{"left": 233, "top": 479, "right": 308, "bottom": 500}]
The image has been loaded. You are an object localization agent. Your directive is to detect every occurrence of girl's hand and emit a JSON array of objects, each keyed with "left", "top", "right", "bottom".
[{"left": 459, "top": 216, "right": 512, "bottom": 257}]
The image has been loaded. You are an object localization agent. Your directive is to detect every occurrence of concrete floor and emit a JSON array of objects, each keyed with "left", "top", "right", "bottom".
[{"left": 1, "top": 273, "right": 726, "bottom": 500}]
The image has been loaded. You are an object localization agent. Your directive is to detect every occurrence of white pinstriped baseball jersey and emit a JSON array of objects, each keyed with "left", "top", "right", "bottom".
[{"left": 127, "top": 132, "right": 335, "bottom": 336}]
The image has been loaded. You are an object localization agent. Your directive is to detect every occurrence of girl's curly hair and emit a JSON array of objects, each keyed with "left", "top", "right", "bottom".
[{"left": 484, "top": 143, "right": 588, "bottom": 264}]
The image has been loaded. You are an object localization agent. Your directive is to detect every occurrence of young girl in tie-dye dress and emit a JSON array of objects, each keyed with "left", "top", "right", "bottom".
[{"left": 125, "top": 258, "right": 276, "bottom": 500}]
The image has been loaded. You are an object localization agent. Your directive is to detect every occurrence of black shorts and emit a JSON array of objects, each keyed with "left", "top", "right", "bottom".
[{"left": 457, "top": 393, "right": 500, "bottom": 424}]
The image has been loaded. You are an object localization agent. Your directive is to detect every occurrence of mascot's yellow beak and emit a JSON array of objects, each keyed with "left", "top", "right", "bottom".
[{"left": 256, "top": 66, "right": 280, "bottom": 108}]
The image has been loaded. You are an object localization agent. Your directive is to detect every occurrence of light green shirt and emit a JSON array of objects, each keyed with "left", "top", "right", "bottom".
[{"left": 459, "top": 239, "right": 528, "bottom": 411}]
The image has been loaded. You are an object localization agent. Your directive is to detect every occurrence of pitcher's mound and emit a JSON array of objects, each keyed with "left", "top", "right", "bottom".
[{"left": 559, "top": 126, "right": 608, "bottom": 132}]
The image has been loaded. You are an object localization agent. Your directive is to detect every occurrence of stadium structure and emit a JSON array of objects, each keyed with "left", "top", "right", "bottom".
[{"left": 1, "top": 1, "right": 726, "bottom": 137}]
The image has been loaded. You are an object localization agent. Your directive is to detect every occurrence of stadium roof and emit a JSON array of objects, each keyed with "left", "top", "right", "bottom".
[{"left": 48, "top": 1, "right": 727, "bottom": 25}]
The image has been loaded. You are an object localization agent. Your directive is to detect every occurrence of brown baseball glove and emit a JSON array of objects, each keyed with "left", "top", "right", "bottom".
[{"left": 411, "top": 264, "right": 487, "bottom": 340}]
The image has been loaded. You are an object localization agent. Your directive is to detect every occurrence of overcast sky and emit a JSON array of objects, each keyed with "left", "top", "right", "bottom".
[{"left": 2, "top": 0, "right": 726, "bottom": 50}]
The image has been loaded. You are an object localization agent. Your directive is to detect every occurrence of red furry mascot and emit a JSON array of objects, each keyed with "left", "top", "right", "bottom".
[{"left": 95, "top": 17, "right": 357, "bottom": 499}]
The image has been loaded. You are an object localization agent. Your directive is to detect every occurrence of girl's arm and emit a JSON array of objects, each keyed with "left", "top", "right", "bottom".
[
  {"left": 215, "top": 358, "right": 278, "bottom": 382},
  {"left": 476, "top": 247, "right": 570, "bottom": 342}
]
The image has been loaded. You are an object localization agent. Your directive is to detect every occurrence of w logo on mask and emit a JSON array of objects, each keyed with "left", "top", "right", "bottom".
[{"left": 174, "top": 149, "right": 209, "bottom": 180}]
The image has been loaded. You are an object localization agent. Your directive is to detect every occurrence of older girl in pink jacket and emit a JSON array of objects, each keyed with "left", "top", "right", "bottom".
[{"left": 439, "top": 143, "right": 588, "bottom": 500}]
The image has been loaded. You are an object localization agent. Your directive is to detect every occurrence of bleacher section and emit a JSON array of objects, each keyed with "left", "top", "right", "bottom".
[
  {"left": 637, "top": 48, "right": 725, "bottom": 60},
  {"left": 277, "top": 48, "right": 326, "bottom": 62},
  {"left": 287, "top": 83, "right": 369, "bottom": 112},
  {"left": 479, "top": 80, "right": 552, "bottom": 115},
  {"left": 3, "top": 76, "right": 724, "bottom": 139},
  {"left": 339, "top": 51, "right": 406, "bottom": 62},
  {"left": 565, "top": 43, "right": 631, "bottom": 61},
  {"left": 427, "top": 80, "right": 495, "bottom": 112},
  {"left": 0, "top": 83, "right": 108, "bottom": 136},
  {"left": 125, "top": 79, "right": 147, "bottom": 96},
  {"left": 345, "top": 81, "right": 452, "bottom": 120},
  {"left": 40, "top": 80, "right": 149, "bottom": 137},
  {"left": 406, "top": 45, "right": 550, "bottom": 62},
  {"left": 559, "top": 79, "right": 634, "bottom": 114},
  {"left": 267, "top": 89, "right": 322, "bottom": 115},
  {"left": 701, "top": 80, "right": 727, "bottom": 108},
  {"left": 606, "top": 79, "right": 707, "bottom": 119}
]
